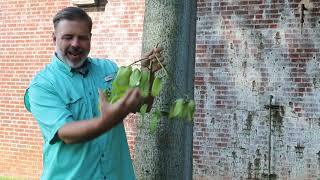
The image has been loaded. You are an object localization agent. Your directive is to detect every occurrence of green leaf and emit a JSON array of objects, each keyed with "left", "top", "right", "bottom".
[
  {"left": 150, "top": 110, "right": 161, "bottom": 134},
  {"left": 187, "top": 100, "right": 196, "bottom": 121},
  {"left": 114, "top": 66, "right": 132, "bottom": 87},
  {"left": 173, "top": 99, "right": 185, "bottom": 118},
  {"left": 110, "top": 93, "right": 124, "bottom": 104},
  {"left": 140, "top": 70, "right": 150, "bottom": 97},
  {"left": 111, "top": 83, "right": 127, "bottom": 98},
  {"left": 168, "top": 103, "right": 175, "bottom": 119},
  {"left": 151, "top": 76, "right": 163, "bottom": 97},
  {"left": 179, "top": 101, "right": 188, "bottom": 120},
  {"left": 139, "top": 104, "right": 148, "bottom": 122},
  {"left": 110, "top": 66, "right": 132, "bottom": 102},
  {"left": 179, "top": 101, "right": 189, "bottom": 120},
  {"left": 129, "top": 68, "right": 141, "bottom": 87},
  {"left": 98, "top": 89, "right": 111, "bottom": 110},
  {"left": 104, "top": 89, "right": 112, "bottom": 103}
]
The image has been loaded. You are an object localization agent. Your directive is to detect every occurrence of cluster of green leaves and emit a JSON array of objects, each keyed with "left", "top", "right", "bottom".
[{"left": 102, "top": 65, "right": 195, "bottom": 133}]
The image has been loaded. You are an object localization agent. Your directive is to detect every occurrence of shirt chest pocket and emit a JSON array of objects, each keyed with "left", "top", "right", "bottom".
[
  {"left": 101, "top": 73, "right": 116, "bottom": 90},
  {"left": 65, "top": 93, "right": 86, "bottom": 120}
]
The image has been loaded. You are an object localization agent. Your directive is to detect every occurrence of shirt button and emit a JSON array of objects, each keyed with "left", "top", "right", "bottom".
[
  {"left": 89, "top": 92, "right": 92, "bottom": 95},
  {"left": 104, "top": 176, "right": 106, "bottom": 180},
  {"left": 101, "top": 153, "right": 104, "bottom": 158}
]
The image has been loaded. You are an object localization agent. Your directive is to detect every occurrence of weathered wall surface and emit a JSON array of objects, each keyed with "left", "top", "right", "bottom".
[
  {"left": 1, "top": 0, "right": 320, "bottom": 180},
  {"left": 194, "top": 0, "right": 320, "bottom": 179},
  {"left": 0, "top": 1, "right": 144, "bottom": 179}
]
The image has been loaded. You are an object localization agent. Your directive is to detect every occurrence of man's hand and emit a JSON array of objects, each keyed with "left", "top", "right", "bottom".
[
  {"left": 140, "top": 47, "right": 165, "bottom": 112},
  {"left": 141, "top": 47, "right": 164, "bottom": 73},
  {"left": 98, "top": 88, "right": 142, "bottom": 128},
  {"left": 57, "top": 89, "right": 142, "bottom": 144}
]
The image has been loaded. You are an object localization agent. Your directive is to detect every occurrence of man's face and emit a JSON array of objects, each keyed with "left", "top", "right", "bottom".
[{"left": 53, "top": 20, "right": 91, "bottom": 68}]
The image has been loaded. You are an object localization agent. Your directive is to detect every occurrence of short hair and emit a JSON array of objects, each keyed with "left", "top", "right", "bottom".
[{"left": 53, "top": 7, "right": 92, "bottom": 32}]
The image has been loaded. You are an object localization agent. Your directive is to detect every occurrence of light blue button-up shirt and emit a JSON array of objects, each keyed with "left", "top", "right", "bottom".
[{"left": 25, "top": 55, "right": 135, "bottom": 180}]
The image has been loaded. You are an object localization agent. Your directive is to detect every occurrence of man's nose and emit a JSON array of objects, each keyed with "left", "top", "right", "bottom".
[{"left": 71, "top": 38, "right": 80, "bottom": 47}]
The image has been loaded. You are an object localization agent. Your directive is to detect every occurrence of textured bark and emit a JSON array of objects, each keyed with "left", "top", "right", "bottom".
[{"left": 133, "top": 0, "right": 197, "bottom": 179}]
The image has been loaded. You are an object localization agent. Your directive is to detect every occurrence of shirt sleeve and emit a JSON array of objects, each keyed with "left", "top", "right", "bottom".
[{"left": 27, "top": 81, "right": 73, "bottom": 145}]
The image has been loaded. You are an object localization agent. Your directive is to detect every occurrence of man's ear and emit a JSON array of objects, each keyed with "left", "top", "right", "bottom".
[{"left": 52, "top": 32, "right": 57, "bottom": 44}]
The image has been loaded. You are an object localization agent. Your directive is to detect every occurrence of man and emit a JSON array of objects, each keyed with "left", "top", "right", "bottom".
[{"left": 24, "top": 6, "right": 163, "bottom": 180}]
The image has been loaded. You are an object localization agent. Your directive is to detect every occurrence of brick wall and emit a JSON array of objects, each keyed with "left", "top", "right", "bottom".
[
  {"left": 194, "top": 0, "right": 320, "bottom": 179},
  {"left": 1, "top": 0, "right": 320, "bottom": 180},
  {"left": 0, "top": 1, "right": 144, "bottom": 179}
]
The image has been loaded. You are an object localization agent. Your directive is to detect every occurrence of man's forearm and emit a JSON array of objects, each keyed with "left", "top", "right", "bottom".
[
  {"left": 57, "top": 87, "right": 142, "bottom": 144},
  {"left": 57, "top": 117, "right": 115, "bottom": 144}
]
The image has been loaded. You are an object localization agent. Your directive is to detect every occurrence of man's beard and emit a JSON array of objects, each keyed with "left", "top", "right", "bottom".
[{"left": 56, "top": 47, "right": 88, "bottom": 69}]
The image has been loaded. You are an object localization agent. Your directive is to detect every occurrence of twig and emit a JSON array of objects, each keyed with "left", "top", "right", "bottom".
[
  {"left": 128, "top": 43, "right": 160, "bottom": 67},
  {"left": 155, "top": 55, "right": 169, "bottom": 77},
  {"left": 128, "top": 57, "right": 149, "bottom": 67}
]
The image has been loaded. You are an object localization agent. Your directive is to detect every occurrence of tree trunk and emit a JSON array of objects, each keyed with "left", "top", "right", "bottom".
[{"left": 133, "top": 1, "right": 197, "bottom": 179}]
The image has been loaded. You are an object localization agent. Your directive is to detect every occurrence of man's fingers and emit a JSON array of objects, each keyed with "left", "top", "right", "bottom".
[
  {"left": 152, "top": 63, "right": 166, "bottom": 73},
  {"left": 99, "top": 89, "right": 105, "bottom": 102},
  {"left": 149, "top": 57, "right": 165, "bottom": 72},
  {"left": 153, "top": 47, "right": 163, "bottom": 53},
  {"left": 146, "top": 47, "right": 163, "bottom": 59},
  {"left": 98, "top": 89, "right": 109, "bottom": 111},
  {"left": 126, "top": 89, "right": 142, "bottom": 113},
  {"left": 121, "top": 89, "right": 134, "bottom": 103},
  {"left": 142, "top": 47, "right": 164, "bottom": 72},
  {"left": 144, "top": 49, "right": 154, "bottom": 59},
  {"left": 152, "top": 56, "right": 164, "bottom": 63},
  {"left": 127, "top": 88, "right": 141, "bottom": 105},
  {"left": 119, "top": 88, "right": 141, "bottom": 113},
  {"left": 149, "top": 52, "right": 162, "bottom": 60}
]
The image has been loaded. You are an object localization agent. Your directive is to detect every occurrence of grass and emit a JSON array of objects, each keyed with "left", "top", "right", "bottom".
[{"left": 0, "top": 177, "right": 26, "bottom": 180}]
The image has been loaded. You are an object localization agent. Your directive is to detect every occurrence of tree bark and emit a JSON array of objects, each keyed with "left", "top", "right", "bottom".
[{"left": 134, "top": 1, "right": 197, "bottom": 179}]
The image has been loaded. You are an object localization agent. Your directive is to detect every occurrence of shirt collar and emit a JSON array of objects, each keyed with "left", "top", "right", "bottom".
[{"left": 52, "top": 53, "right": 90, "bottom": 77}]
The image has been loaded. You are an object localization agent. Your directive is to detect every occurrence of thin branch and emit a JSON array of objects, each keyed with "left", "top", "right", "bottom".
[
  {"left": 129, "top": 57, "right": 149, "bottom": 67},
  {"left": 155, "top": 55, "right": 169, "bottom": 77},
  {"left": 130, "top": 43, "right": 160, "bottom": 67}
]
